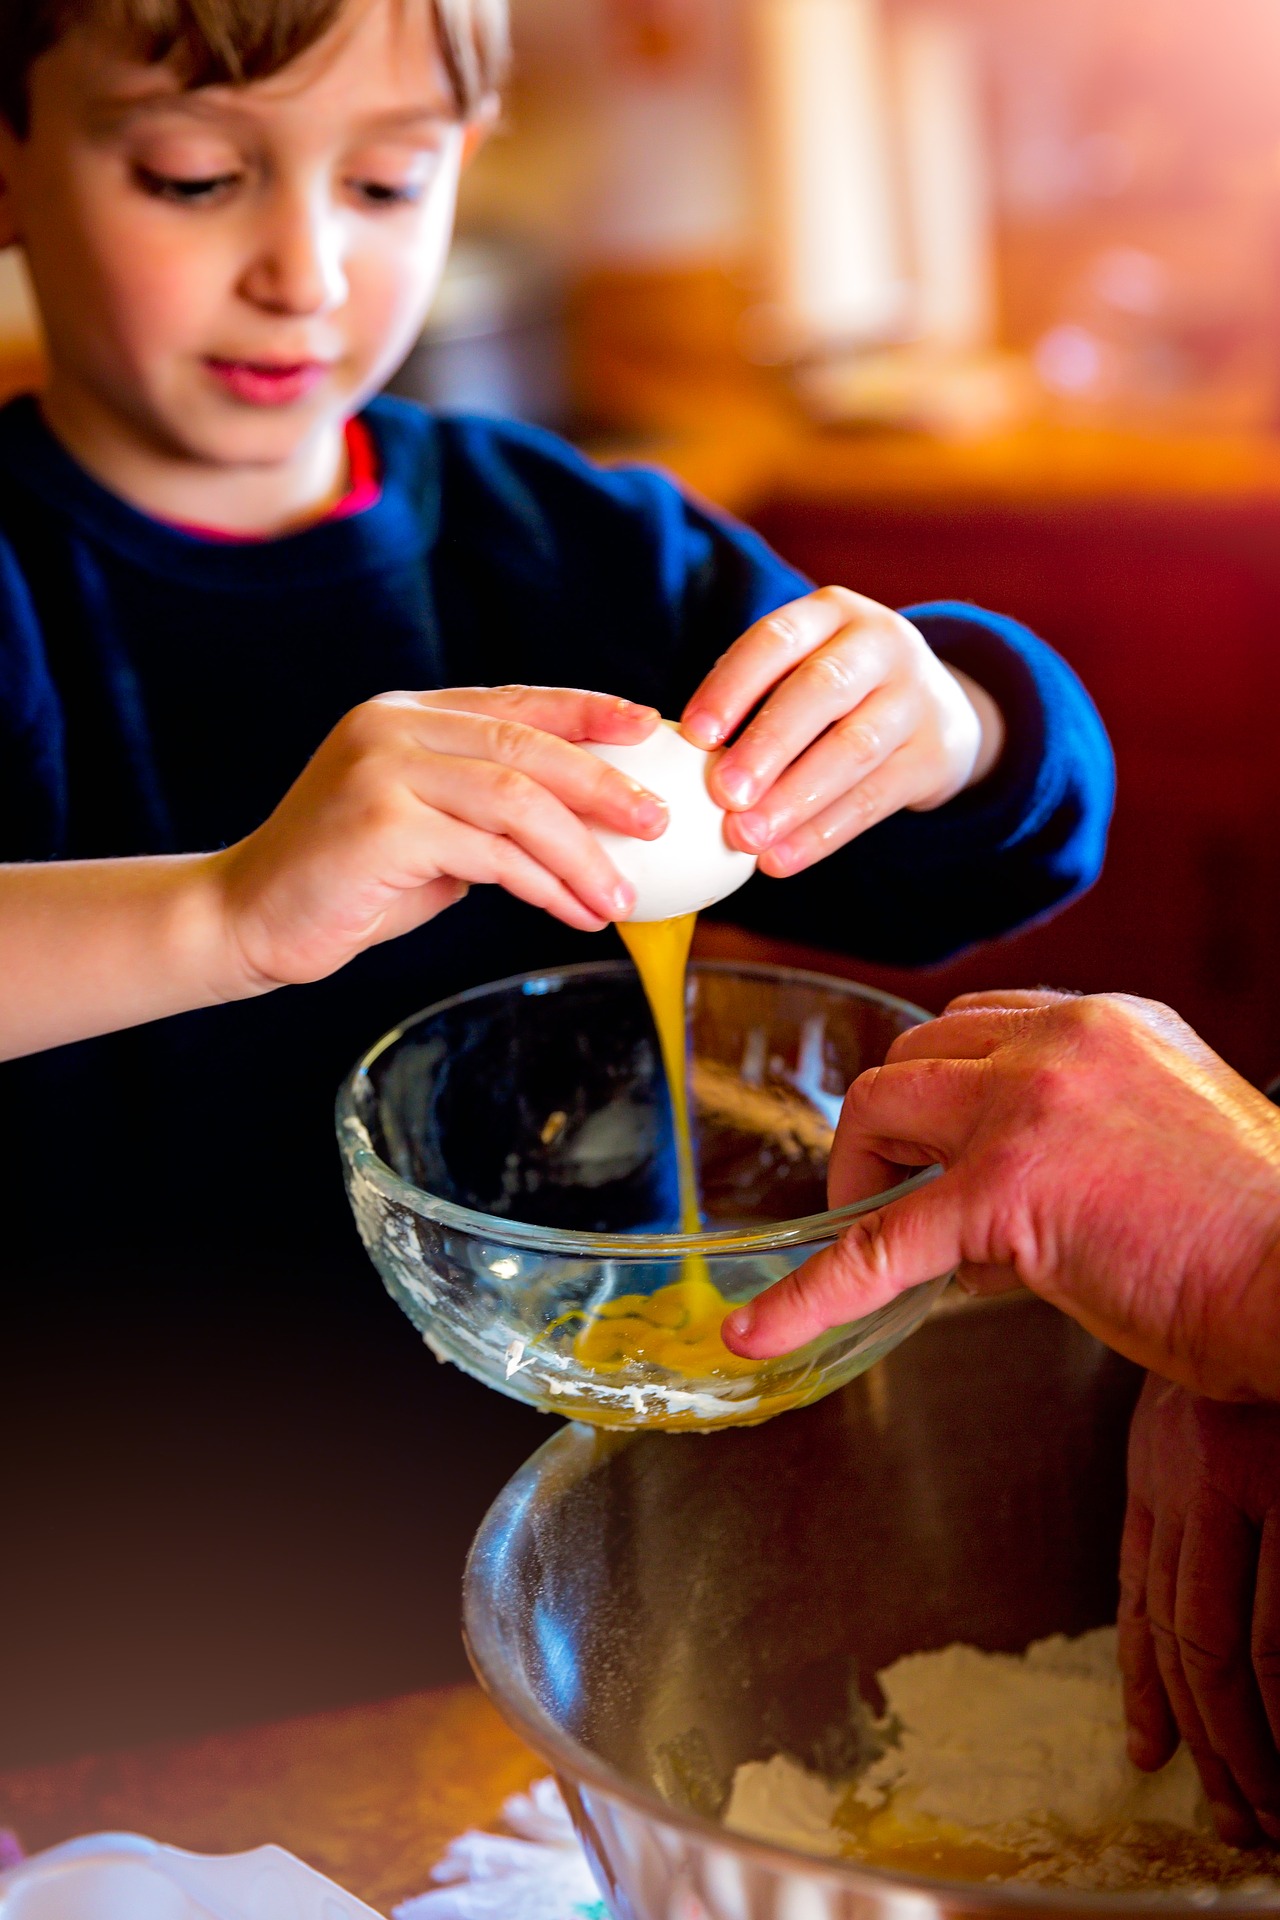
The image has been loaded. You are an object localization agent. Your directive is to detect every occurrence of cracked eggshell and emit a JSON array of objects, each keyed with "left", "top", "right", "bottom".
[{"left": 585, "top": 722, "right": 757, "bottom": 922}]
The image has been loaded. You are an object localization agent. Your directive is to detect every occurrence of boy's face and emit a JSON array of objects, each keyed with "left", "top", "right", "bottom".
[{"left": 0, "top": 0, "right": 470, "bottom": 479}]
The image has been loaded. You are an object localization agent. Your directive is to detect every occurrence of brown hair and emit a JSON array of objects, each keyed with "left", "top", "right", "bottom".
[{"left": 0, "top": 0, "right": 509, "bottom": 132}]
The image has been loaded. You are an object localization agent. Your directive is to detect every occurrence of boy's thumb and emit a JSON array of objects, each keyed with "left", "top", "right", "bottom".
[{"left": 722, "top": 1175, "right": 960, "bottom": 1360}]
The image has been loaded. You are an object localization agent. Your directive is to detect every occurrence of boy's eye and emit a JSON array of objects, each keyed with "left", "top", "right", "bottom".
[
  {"left": 133, "top": 164, "right": 242, "bottom": 205},
  {"left": 345, "top": 146, "right": 445, "bottom": 208},
  {"left": 349, "top": 178, "right": 423, "bottom": 206}
]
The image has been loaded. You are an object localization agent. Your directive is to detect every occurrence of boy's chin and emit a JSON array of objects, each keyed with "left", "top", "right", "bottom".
[{"left": 164, "top": 398, "right": 353, "bottom": 469}]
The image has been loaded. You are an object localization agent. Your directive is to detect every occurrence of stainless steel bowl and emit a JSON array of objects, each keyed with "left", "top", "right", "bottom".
[{"left": 464, "top": 1295, "right": 1277, "bottom": 1916}]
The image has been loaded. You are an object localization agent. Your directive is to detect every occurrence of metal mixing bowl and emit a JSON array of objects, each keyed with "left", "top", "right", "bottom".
[
  {"left": 337, "top": 960, "right": 948, "bottom": 1431},
  {"left": 464, "top": 1294, "right": 1277, "bottom": 1916}
]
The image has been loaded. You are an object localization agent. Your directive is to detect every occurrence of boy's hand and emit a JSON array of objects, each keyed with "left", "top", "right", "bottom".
[
  {"left": 1121, "top": 1374, "right": 1280, "bottom": 1847},
  {"left": 214, "top": 686, "right": 664, "bottom": 991},
  {"left": 681, "top": 588, "right": 1004, "bottom": 875}
]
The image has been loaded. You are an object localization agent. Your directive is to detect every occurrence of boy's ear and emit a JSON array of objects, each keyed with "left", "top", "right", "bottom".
[{"left": 461, "top": 93, "right": 500, "bottom": 166}]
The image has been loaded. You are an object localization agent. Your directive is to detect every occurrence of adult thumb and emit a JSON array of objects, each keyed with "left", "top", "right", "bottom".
[{"left": 722, "top": 1171, "right": 962, "bottom": 1359}]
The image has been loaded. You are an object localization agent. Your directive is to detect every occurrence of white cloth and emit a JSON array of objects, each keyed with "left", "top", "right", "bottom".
[{"left": 395, "top": 1780, "right": 607, "bottom": 1920}]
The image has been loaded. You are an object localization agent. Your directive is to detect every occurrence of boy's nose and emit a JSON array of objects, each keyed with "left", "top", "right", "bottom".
[{"left": 241, "top": 190, "right": 348, "bottom": 316}]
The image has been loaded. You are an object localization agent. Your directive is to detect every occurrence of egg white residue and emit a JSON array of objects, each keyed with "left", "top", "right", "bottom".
[{"left": 585, "top": 722, "right": 757, "bottom": 922}]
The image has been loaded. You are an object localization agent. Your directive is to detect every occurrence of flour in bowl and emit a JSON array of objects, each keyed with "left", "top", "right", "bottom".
[{"left": 724, "top": 1627, "right": 1280, "bottom": 1890}]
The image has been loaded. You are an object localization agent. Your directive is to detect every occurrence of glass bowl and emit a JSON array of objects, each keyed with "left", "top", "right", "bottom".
[{"left": 336, "top": 960, "right": 950, "bottom": 1431}]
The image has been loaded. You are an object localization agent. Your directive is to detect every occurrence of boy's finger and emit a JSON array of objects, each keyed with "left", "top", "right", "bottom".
[
  {"left": 706, "top": 624, "right": 899, "bottom": 812},
  {"left": 416, "top": 685, "right": 661, "bottom": 744},
  {"left": 411, "top": 811, "right": 611, "bottom": 931},
  {"left": 721, "top": 1177, "right": 960, "bottom": 1358},
  {"left": 726, "top": 679, "right": 914, "bottom": 851},
  {"left": 403, "top": 753, "right": 636, "bottom": 922},
  {"left": 754, "top": 746, "right": 918, "bottom": 874},
  {"left": 408, "top": 708, "right": 668, "bottom": 839},
  {"left": 681, "top": 589, "right": 863, "bottom": 751}
]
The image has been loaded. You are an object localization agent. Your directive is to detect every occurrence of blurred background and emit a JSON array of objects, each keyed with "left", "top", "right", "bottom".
[
  {"left": 7, "top": 0, "right": 1280, "bottom": 1075},
  {"left": 7, "top": 0, "right": 1280, "bottom": 1776}
]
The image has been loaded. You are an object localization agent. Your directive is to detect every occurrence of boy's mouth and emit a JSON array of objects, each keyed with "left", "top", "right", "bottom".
[{"left": 203, "top": 358, "right": 332, "bottom": 406}]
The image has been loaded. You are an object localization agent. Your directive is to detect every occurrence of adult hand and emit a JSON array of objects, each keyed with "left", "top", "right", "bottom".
[
  {"left": 680, "top": 587, "right": 1004, "bottom": 876},
  {"left": 722, "top": 990, "right": 1280, "bottom": 1401},
  {"left": 1122, "top": 1373, "right": 1280, "bottom": 1845}
]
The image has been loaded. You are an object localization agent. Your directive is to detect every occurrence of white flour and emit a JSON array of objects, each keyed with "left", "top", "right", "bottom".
[{"left": 724, "top": 1627, "right": 1279, "bottom": 1890}]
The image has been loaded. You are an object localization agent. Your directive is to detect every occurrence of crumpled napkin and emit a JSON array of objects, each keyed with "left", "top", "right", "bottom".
[{"left": 395, "top": 1779, "right": 607, "bottom": 1920}]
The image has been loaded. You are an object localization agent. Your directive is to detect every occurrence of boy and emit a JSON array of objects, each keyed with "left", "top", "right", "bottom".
[{"left": 0, "top": 0, "right": 1113, "bottom": 1253}]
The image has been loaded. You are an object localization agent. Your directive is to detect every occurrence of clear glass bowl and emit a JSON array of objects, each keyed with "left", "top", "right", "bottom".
[{"left": 336, "top": 960, "right": 950, "bottom": 1431}]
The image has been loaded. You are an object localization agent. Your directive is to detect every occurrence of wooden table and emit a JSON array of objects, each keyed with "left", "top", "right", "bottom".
[{"left": 0, "top": 1685, "right": 543, "bottom": 1916}]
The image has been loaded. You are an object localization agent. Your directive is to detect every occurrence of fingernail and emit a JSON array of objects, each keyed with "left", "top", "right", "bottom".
[
  {"left": 717, "top": 766, "right": 755, "bottom": 808},
  {"left": 633, "top": 795, "right": 668, "bottom": 833},
  {"left": 683, "top": 707, "right": 724, "bottom": 747},
  {"left": 611, "top": 884, "right": 635, "bottom": 919},
  {"left": 767, "top": 840, "right": 800, "bottom": 874},
  {"left": 735, "top": 813, "right": 775, "bottom": 851},
  {"left": 723, "top": 1305, "right": 755, "bottom": 1343},
  {"left": 1210, "top": 1804, "right": 1253, "bottom": 1846}
]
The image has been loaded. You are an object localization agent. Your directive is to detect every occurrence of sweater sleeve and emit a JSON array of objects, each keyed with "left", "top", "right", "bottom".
[
  {"left": 715, "top": 599, "right": 1115, "bottom": 965},
  {"left": 429, "top": 418, "right": 1115, "bottom": 967},
  {"left": 645, "top": 481, "right": 1115, "bottom": 965}
]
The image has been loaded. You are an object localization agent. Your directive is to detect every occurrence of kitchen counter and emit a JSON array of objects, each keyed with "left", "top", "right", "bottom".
[{"left": 0, "top": 1684, "right": 542, "bottom": 1916}]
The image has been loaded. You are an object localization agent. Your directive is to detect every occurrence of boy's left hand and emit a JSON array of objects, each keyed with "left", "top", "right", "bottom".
[{"left": 681, "top": 588, "right": 1004, "bottom": 875}]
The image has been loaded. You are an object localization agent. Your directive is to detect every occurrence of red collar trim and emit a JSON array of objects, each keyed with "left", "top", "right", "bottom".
[{"left": 167, "top": 416, "right": 382, "bottom": 543}]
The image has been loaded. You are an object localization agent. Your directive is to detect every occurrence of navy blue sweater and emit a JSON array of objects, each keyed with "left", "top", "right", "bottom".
[{"left": 0, "top": 394, "right": 1113, "bottom": 1253}]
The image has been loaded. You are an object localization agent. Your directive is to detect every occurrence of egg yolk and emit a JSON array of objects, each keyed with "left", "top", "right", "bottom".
[{"left": 554, "top": 910, "right": 753, "bottom": 1380}]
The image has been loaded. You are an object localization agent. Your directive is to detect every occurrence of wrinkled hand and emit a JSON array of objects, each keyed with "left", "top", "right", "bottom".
[
  {"left": 681, "top": 587, "right": 1003, "bottom": 876},
  {"left": 722, "top": 989, "right": 1280, "bottom": 1400},
  {"left": 1122, "top": 1373, "right": 1280, "bottom": 1845},
  {"left": 215, "top": 685, "right": 664, "bottom": 989}
]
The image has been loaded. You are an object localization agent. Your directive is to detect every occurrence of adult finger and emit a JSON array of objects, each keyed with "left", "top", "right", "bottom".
[
  {"left": 1251, "top": 1508, "right": 1280, "bottom": 1767},
  {"left": 726, "top": 678, "right": 916, "bottom": 854},
  {"left": 415, "top": 684, "right": 661, "bottom": 744},
  {"left": 884, "top": 1003, "right": 1045, "bottom": 1066},
  {"left": 1177, "top": 1490, "right": 1280, "bottom": 1837},
  {"left": 681, "top": 588, "right": 864, "bottom": 753},
  {"left": 1118, "top": 1492, "right": 1180, "bottom": 1772},
  {"left": 404, "top": 753, "right": 636, "bottom": 922},
  {"left": 944, "top": 989, "right": 1075, "bottom": 1014},
  {"left": 1147, "top": 1503, "right": 1261, "bottom": 1846},
  {"left": 831, "top": 1058, "right": 991, "bottom": 1179},
  {"left": 722, "top": 1172, "right": 962, "bottom": 1358},
  {"left": 954, "top": 1261, "right": 1023, "bottom": 1296},
  {"left": 405, "top": 708, "right": 668, "bottom": 840},
  {"left": 755, "top": 745, "right": 921, "bottom": 875}
]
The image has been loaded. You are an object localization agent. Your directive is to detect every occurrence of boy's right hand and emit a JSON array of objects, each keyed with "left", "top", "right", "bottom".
[{"left": 213, "top": 686, "right": 665, "bottom": 992}]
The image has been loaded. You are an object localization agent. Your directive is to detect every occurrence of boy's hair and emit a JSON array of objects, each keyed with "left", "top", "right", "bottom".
[{"left": 0, "top": 0, "right": 508, "bottom": 132}]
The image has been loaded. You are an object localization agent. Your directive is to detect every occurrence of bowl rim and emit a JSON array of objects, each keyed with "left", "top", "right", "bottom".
[
  {"left": 335, "top": 956, "right": 940, "bottom": 1258},
  {"left": 463, "top": 1408, "right": 1279, "bottom": 1917}
]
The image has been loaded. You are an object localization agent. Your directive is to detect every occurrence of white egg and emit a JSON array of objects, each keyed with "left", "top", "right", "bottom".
[{"left": 585, "top": 721, "right": 757, "bottom": 922}]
